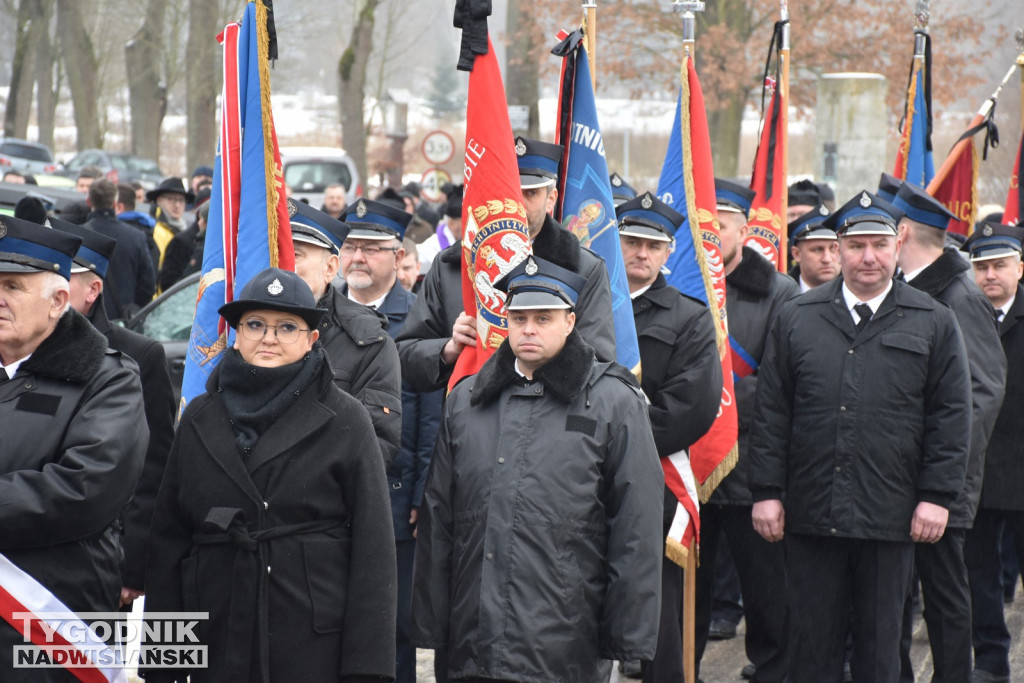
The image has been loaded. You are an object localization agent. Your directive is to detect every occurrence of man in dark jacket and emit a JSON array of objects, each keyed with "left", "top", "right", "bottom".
[
  {"left": 617, "top": 191, "right": 723, "bottom": 682},
  {"left": 788, "top": 203, "right": 839, "bottom": 292},
  {"left": 0, "top": 215, "right": 148, "bottom": 680},
  {"left": 55, "top": 219, "right": 176, "bottom": 608},
  {"left": 396, "top": 136, "right": 616, "bottom": 393},
  {"left": 85, "top": 178, "right": 156, "bottom": 319},
  {"left": 694, "top": 179, "right": 797, "bottom": 683},
  {"left": 337, "top": 198, "right": 443, "bottom": 683},
  {"left": 749, "top": 190, "right": 972, "bottom": 683},
  {"left": 963, "top": 222, "right": 1024, "bottom": 683},
  {"left": 891, "top": 181, "right": 1007, "bottom": 683},
  {"left": 158, "top": 188, "right": 210, "bottom": 291},
  {"left": 117, "top": 181, "right": 160, "bottom": 271},
  {"left": 288, "top": 198, "right": 403, "bottom": 468},
  {"left": 412, "top": 255, "right": 664, "bottom": 683}
]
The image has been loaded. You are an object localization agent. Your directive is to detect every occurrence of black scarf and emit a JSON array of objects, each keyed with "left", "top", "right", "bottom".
[{"left": 216, "top": 347, "right": 324, "bottom": 456}]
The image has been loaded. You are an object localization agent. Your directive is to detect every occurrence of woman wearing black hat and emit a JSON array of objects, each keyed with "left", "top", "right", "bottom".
[{"left": 144, "top": 267, "right": 397, "bottom": 683}]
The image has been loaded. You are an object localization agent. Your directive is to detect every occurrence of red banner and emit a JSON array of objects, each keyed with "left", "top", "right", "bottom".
[
  {"left": 931, "top": 140, "right": 977, "bottom": 236},
  {"left": 747, "top": 84, "right": 786, "bottom": 270},
  {"left": 1004, "top": 132, "right": 1022, "bottom": 226},
  {"left": 449, "top": 39, "right": 531, "bottom": 390}
]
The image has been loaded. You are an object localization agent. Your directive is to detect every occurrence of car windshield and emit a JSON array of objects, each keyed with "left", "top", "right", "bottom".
[
  {"left": 284, "top": 161, "right": 351, "bottom": 193},
  {"left": 132, "top": 278, "right": 199, "bottom": 342},
  {"left": 0, "top": 142, "right": 53, "bottom": 162},
  {"left": 109, "top": 154, "right": 161, "bottom": 175}
]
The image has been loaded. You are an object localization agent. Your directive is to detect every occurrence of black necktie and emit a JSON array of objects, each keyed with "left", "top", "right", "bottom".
[
  {"left": 854, "top": 303, "right": 873, "bottom": 332},
  {"left": 0, "top": 368, "right": 9, "bottom": 383}
]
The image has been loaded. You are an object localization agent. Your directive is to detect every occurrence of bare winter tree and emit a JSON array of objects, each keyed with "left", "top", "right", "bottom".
[
  {"left": 34, "top": 0, "right": 58, "bottom": 150},
  {"left": 4, "top": 0, "right": 51, "bottom": 140},
  {"left": 185, "top": 0, "right": 221, "bottom": 174},
  {"left": 125, "top": 0, "right": 167, "bottom": 161},
  {"left": 56, "top": 0, "right": 100, "bottom": 150},
  {"left": 338, "top": 0, "right": 381, "bottom": 185}
]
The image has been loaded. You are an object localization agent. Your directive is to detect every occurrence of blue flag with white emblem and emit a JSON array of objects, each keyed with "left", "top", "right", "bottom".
[{"left": 553, "top": 29, "right": 639, "bottom": 375}]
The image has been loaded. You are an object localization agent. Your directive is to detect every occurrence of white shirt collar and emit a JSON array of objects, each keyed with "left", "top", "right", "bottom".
[
  {"left": 842, "top": 280, "right": 893, "bottom": 320},
  {"left": 514, "top": 359, "right": 530, "bottom": 379},
  {"left": 630, "top": 283, "right": 653, "bottom": 300},
  {"left": 999, "top": 294, "right": 1016, "bottom": 320},
  {"left": 348, "top": 291, "right": 387, "bottom": 311},
  {"left": 799, "top": 277, "right": 814, "bottom": 293},
  {"left": 1, "top": 354, "right": 31, "bottom": 379},
  {"left": 902, "top": 265, "right": 928, "bottom": 283}
]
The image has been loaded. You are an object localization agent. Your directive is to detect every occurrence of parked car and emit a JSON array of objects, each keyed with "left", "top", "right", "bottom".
[
  {"left": 124, "top": 271, "right": 200, "bottom": 402},
  {"left": 0, "top": 138, "right": 58, "bottom": 175},
  {"left": 0, "top": 180, "right": 87, "bottom": 217},
  {"left": 280, "top": 146, "right": 362, "bottom": 208},
  {"left": 57, "top": 149, "right": 163, "bottom": 188}
]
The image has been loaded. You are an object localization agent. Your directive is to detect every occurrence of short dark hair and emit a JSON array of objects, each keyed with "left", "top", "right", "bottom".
[
  {"left": 77, "top": 166, "right": 104, "bottom": 180},
  {"left": 117, "top": 183, "right": 136, "bottom": 210},
  {"left": 2, "top": 170, "right": 25, "bottom": 181},
  {"left": 89, "top": 178, "right": 118, "bottom": 210}
]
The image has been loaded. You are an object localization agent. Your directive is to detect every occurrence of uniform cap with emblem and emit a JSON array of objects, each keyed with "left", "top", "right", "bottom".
[
  {"left": 891, "top": 181, "right": 956, "bottom": 230},
  {"left": 961, "top": 221, "right": 1024, "bottom": 262},
  {"left": 218, "top": 267, "right": 328, "bottom": 330},
  {"left": 609, "top": 172, "right": 637, "bottom": 206},
  {"left": 822, "top": 190, "right": 904, "bottom": 237},
  {"left": 876, "top": 173, "right": 903, "bottom": 204},
  {"left": 494, "top": 255, "right": 587, "bottom": 311},
  {"left": 0, "top": 214, "right": 82, "bottom": 280},
  {"left": 787, "top": 179, "right": 822, "bottom": 208},
  {"left": 788, "top": 203, "right": 835, "bottom": 244},
  {"left": 341, "top": 198, "right": 412, "bottom": 241},
  {"left": 714, "top": 178, "right": 756, "bottom": 216},
  {"left": 51, "top": 217, "right": 117, "bottom": 278},
  {"left": 617, "top": 191, "right": 684, "bottom": 243},
  {"left": 288, "top": 198, "right": 351, "bottom": 254},
  {"left": 515, "top": 136, "right": 563, "bottom": 189}
]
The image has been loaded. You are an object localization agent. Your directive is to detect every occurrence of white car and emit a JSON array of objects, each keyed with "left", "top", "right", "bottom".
[
  {"left": 0, "top": 138, "right": 57, "bottom": 175},
  {"left": 280, "top": 146, "right": 362, "bottom": 209}
]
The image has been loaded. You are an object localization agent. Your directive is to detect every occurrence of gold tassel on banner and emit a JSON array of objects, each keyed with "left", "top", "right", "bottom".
[{"left": 254, "top": 0, "right": 281, "bottom": 268}]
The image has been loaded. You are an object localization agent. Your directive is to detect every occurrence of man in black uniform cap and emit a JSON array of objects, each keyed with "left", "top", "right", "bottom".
[
  {"left": 618, "top": 191, "right": 723, "bottom": 682},
  {"left": 397, "top": 136, "right": 616, "bottom": 393},
  {"left": 288, "top": 198, "right": 402, "bottom": 468},
  {"left": 788, "top": 203, "right": 839, "bottom": 292},
  {"left": 891, "top": 181, "right": 1006, "bottom": 683}
]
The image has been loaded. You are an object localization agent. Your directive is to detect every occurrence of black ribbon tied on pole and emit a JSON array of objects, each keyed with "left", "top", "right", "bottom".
[
  {"left": 955, "top": 101, "right": 1000, "bottom": 161},
  {"left": 755, "top": 19, "right": 788, "bottom": 201},
  {"left": 453, "top": 0, "right": 492, "bottom": 71}
]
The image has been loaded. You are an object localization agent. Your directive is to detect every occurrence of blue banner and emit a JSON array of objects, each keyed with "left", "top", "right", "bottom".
[{"left": 905, "top": 67, "right": 935, "bottom": 188}]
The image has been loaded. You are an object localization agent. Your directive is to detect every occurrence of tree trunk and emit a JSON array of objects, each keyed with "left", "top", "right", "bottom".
[
  {"left": 338, "top": 0, "right": 380, "bottom": 188},
  {"left": 34, "top": 0, "right": 57, "bottom": 151},
  {"left": 4, "top": 0, "right": 47, "bottom": 140},
  {"left": 125, "top": 0, "right": 167, "bottom": 162},
  {"left": 56, "top": 0, "right": 100, "bottom": 150},
  {"left": 708, "top": 92, "right": 746, "bottom": 180},
  {"left": 185, "top": 0, "right": 219, "bottom": 174},
  {"left": 505, "top": 0, "right": 540, "bottom": 138}
]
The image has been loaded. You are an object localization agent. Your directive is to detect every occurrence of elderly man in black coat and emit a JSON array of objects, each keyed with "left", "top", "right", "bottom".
[
  {"left": 749, "top": 191, "right": 972, "bottom": 683},
  {"left": 0, "top": 216, "right": 148, "bottom": 681},
  {"left": 616, "top": 191, "right": 723, "bottom": 681},
  {"left": 891, "top": 182, "right": 1007, "bottom": 683},
  {"left": 694, "top": 179, "right": 798, "bottom": 683},
  {"left": 396, "top": 136, "right": 616, "bottom": 394},
  {"left": 413, "top": 256, "right": 663, "bottom": 683},
  {"left": 963, "top": 222, "right": 1024, "bottom": 683},
  {"left": 288, "top": 198, "right": 403, "bottom": 468},
  {"left": 53, "top": 219, "right": 176, "bottom": 609}
]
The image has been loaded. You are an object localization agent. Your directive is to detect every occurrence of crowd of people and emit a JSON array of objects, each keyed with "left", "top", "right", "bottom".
[{"left": 0, "top": 132, "right": 1022, "bottom": 683}]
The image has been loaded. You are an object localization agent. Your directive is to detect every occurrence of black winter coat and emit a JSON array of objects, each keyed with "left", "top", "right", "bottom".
[
  {"left": 396, "top": 215, "right": 617, "bottom": 393},
  {"left": 980, "top": 284, "right": 1024, "bottom": 511},
  {"left": 412, "top": 331, "right": 664, "bottom": 683},
  {"left": 144, "top": 355, "right": 397, "bottom": 683},
  {"left": 905, "top": 249, "right": 1006, "bottom": 527},
  {"left": 157, "top": 221, "right": 204, "bottom": 292},
  {"left": 749, "top": 278, "right": 972, "bottom": 541},
  {"left": 316, "top": 285, "right": 402, "bottom": 469},
  {"left": 85, "top": 208, "right": 157, "bottom": 319},
  {"left": 88, "top": 295, "right": 176, "bottom": 590},
  {"left": 711, "top": 247, "right": 799, "bottom": 505},
  {"left": 0, "top": 311, "right": 148, "bottom": 680}
]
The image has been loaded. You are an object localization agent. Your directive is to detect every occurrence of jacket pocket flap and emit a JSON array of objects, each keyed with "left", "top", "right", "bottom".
[
  {"left": 638, "top": 324, "right": 676, "bottom": 346},
  {"left": 880, "top": 332, "right": 929, "bottom": 355}
]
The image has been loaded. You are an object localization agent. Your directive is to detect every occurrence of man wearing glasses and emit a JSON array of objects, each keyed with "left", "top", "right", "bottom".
[{"left": 288, "top": 198, "right": 403, "bottom": 469}]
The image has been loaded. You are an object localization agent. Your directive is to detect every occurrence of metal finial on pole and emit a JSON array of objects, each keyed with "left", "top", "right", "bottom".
[
  {"left": 914, "top": 0, "right": 930, "bottom": 57},
  {"left": 673, "top": 0, "right": 705, "bottom": 54},
  {"left": 1016, "top": 26, "right": 1024, "bottom": 64}
]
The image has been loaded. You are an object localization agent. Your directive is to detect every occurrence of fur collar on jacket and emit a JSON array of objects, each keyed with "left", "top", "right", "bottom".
[
  {"left": 20, "top": 309, "right": 108, "bottom": 384},
  {"left": 727, "top": 246, "right": 776, "bottom": 298},
  {"left": 470, "top": 328, "right": 595, "bottom": 406},
  {"left": 439, "top": 216, "right": 582, "bottom": 273},
  {"left": 906, "top": 248, "right": 969, "bottom": 298}
]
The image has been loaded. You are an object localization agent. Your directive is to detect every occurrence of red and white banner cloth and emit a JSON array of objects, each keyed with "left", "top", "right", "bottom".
[
  {"left": 663, "top": 449, "right": 701, "bottom": 562},
  {"left": 0, "top": 553, "right": 125, "bottom": 682}
]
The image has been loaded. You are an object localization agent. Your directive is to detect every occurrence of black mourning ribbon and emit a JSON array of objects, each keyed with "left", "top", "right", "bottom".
[
  {"left": 453, "top": 0, "right": 492, "bottom": 71},
  {"left": 954, "top": 100, "right": 1000, "bottom": 161}
]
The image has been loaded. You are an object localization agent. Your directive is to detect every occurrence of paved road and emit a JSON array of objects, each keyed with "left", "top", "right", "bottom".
[{"left": 413, "top": 581, "right": 1024, "bottom": 682}]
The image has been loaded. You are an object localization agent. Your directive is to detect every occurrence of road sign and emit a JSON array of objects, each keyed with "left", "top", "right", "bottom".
[
  {"left": 421, "top": 130, "right": 455, "bottom": 166},
  {"left": 420, "top": 167, "right": 453, "bottom": 202}
]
